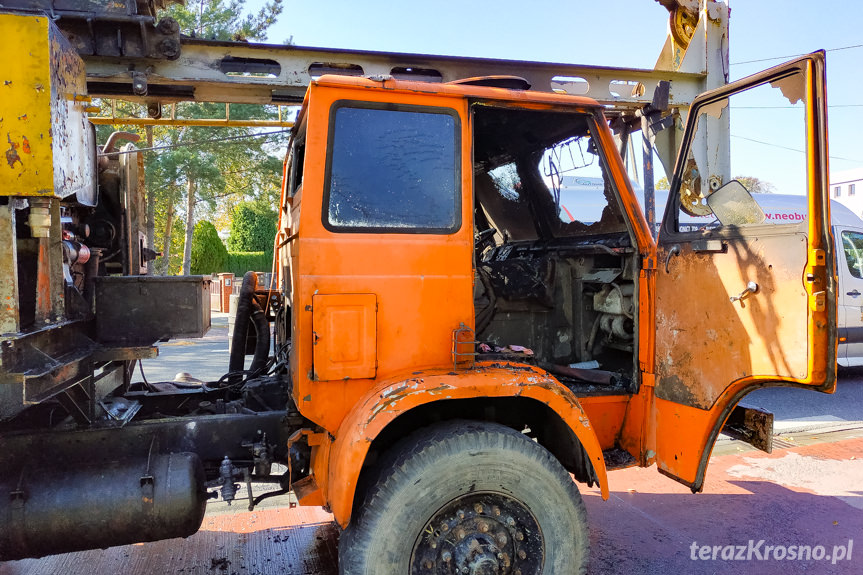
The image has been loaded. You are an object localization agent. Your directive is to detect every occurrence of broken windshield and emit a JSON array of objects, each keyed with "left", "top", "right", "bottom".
[{"left": 473, "top": 105, "right": 628, "bottom": 242}]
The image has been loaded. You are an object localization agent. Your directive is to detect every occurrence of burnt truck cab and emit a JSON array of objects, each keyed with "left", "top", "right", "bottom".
[
  {"left": 276, "top": 52, "right": 835, "bottom": 562},
  {"left": 0, "top": 9, "right": 835, "bottom": 572}
]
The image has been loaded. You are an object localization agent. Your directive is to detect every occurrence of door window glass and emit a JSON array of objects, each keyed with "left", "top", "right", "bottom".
[{"left": 671, "top": 71, "right": 809, "bottom": 232}]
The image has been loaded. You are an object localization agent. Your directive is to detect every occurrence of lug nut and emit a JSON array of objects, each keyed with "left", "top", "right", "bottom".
[
  {"left": 442, "top": 551, "right": 452, "bottom": 563},
  {"left": 474, "top": 503, "right": 484, "bottom": 514},
  {"left": 518, "top": 550, "right": 526, "bottom": 559}
]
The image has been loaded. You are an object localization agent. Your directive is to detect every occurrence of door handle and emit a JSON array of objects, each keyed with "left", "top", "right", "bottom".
[
  {"left": 664, "top": 244, "right": 681, "bottom": 273},
  {"left": 848, "top": 289, "right": 861, "bottom": 297},
  {"left": 730, "top": 281, "right": 759, "bottom": 303}
]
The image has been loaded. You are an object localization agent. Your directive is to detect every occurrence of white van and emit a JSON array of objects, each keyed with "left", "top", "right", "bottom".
[{"left": 558, "top": 177, "right": 863, "bottom": 367}]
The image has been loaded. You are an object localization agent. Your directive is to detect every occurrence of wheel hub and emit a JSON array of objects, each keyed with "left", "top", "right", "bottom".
[{"left": 410, "top": 492, "right": 543, "bottom": 575}]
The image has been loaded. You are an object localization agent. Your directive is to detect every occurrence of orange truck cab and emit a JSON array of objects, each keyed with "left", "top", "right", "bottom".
[
  {"left": 0, "top": 9, "right": 835, "bottom": 573},
  {"left": 273, "top": 52, "right": 834, "bottom": 573}
]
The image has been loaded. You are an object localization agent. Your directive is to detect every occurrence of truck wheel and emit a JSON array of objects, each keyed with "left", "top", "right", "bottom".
[{"left": 338, "top": 420, "right": 589, "bottom": 574}]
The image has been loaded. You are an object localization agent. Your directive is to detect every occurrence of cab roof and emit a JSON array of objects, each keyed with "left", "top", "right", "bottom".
[
  {"left": 290, "top": 74, "right": 607, "bottom": 139},
  {"left": 309, "top": 73, "right": 605, "bottom": 110}
]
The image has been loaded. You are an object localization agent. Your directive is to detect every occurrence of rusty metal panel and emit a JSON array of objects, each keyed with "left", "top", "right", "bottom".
[
  {"left": 94, "top": 275, "right": 212, "bottom": 344},
  {"left": 0, "top": 204, "right": 20, "bottom": 334},
  {"left": 655, "top": 234, "right": 810, "bottom": 410},
  {"left": 722, "top": 404, "right": 774, "bottom": 453},
  {"left": 83, "top": 39, "right": 706, "bottom": 110},
  {"left": 312, "top": 294, "right": 376, "bottom": 381},
  {"left": 0, "top": 13, "right": 94, "bottom": 199}
]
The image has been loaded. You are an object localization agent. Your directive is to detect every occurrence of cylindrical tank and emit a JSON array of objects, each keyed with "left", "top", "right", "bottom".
[{"left": 0, "top": 452, "right": 207, "bottom": 561}]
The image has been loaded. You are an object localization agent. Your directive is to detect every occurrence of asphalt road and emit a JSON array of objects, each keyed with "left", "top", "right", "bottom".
[
  {"left": 3, "top": 430, "right": 860, "bottom": 575},
  {"left": 134, "top": 311, "right": 238, "bottom": 384}
]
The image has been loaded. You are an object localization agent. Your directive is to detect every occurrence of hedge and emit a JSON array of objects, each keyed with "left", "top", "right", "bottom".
[
  {"left": 227, "top": 203, "right": 278, "bottom": 252},
  {"left": 224, "top": 250, "right": 274, "bottom": 277}
]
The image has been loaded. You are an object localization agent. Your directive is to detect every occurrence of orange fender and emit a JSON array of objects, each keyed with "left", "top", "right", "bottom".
[{"left": 325, "top": 362, "right": 609, "bottom": 527}]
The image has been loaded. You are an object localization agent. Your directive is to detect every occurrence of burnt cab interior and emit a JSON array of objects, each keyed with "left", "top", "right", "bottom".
[{"left": 471, "top": 104, "right": 638, "bottom": 394}]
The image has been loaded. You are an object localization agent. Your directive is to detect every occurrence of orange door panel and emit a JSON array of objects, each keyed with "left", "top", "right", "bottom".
[
  {"left": 290, "top": 83, "right": 474, "bottom": 431},
  {"left": 652, "top": 52, "right": 835, "bottom": 488}
]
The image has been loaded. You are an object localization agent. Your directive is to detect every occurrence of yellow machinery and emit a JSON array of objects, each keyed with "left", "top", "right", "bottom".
[{"left": 0, "top": 13, "right": 94, "bottom": 333}]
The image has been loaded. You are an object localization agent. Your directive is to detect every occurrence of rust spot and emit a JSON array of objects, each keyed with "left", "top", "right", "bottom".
[
  {"left": 17, "top": 114, "right": 26, "bottom": 121},
  {"left": 5, "top": 134, "right": 21, "bottom": 168},
  {"left": 367, "top": 383, "right": 455, "bottom": 425},
  {"left": 656, "top": 374, "right": 703, "bottom": 408},
  {"left": 21, "top": 136, "right": 30, "bottom": 154}
]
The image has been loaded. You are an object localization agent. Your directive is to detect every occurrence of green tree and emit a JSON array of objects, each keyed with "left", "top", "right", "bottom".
[
  {"left": 227, "top": 202, "right": 278, "bottom": 252},
  {"left": 168, "top": 0, "right": 282, "bottom": 42},
  {"left": 191, "top": 220, "right": 229, "bottom": 274},
  {"left": 96, "top": 0, "right": 286, "bottom": 276},
  {"left": 734, "top": 176, "right": 775, "bottom": 194}
]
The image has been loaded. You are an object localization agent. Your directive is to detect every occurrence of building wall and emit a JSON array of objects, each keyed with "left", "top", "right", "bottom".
[{"left": 832, "top": 168, "right": 863, "bottom": 218}]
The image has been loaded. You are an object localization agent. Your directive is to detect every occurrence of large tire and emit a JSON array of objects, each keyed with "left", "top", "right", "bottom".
[{"left": 339, "top": 420, "right": 589, "bottom": 575}]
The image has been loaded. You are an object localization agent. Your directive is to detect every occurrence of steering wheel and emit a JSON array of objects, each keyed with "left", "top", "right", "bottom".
[{"left": 474, "top": 227, "right": 497, "bottom": 248}]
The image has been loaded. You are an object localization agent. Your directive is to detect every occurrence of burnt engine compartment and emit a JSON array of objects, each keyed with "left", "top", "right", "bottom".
[
  {"left": 471, "top": 105, "right": 638, "bottom": 393},
  {"left": 475, "top": 241, "right": 637, "bottom": 393}
]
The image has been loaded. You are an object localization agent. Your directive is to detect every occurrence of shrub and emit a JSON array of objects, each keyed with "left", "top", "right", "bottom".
[{"left": 190, "top": 220, "right": 229, "bottom": 274}]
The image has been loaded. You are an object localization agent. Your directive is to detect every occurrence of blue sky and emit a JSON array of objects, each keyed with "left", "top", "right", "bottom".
[{"left": 246, "top": 0, "right": 861, "bottom": 184}]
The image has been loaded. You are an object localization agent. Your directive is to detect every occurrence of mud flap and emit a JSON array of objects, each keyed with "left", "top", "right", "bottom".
[{"left": 721, "top": 405, "right": 773, "bottom": 453}]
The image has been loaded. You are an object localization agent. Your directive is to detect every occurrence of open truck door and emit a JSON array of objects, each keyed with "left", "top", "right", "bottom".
[{"left": 652, "top": 52, "right": 835, "bottom": 490}]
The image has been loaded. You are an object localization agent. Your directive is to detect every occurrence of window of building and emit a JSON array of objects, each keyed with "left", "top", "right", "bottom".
[
  {"left": 324, "top": 104, "right": 460, "bottom": 233},
  {"left": 851, "top": 183, "right": 857, "bottom": 197},
  {"left": 834, "top": 185, "right": 841, "bottom": 198}
]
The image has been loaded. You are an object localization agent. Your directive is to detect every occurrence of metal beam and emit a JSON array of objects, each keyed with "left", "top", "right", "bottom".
[
  {"left": 89, "top": 116, "right": 293, "bottom": 127},
  {"left": 84, "top": 40, "right": 707, "bottom": 112}
]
